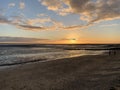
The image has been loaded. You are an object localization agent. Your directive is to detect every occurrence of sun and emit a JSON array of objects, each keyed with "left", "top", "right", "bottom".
[
  {"left": 70, "top": 38, "right": 77, "bottom": 44},
  {"left": 66, "top": 33, "right": 80, "bottom": 44}
]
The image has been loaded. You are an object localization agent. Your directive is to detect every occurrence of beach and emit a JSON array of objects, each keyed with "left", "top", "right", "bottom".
[
  {"left": 0, "top": 0, "right": 120, "bottom": 89},
  {"left": 0, "top": 50, "right": 119, "bottom": 90}
]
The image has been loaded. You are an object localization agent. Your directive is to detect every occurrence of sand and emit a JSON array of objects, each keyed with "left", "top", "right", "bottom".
[{"left": 0, "top": 51, "right": 120, "bottom": 90}]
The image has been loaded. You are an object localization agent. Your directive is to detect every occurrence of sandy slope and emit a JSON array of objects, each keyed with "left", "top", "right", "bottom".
[{"left": 0, "top": 51, "right": 120, "bottom": 90}]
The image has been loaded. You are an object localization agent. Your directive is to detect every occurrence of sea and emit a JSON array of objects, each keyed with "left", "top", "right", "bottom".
[{"left": 0, "top": 44, "right": 117, "bottom": 67}]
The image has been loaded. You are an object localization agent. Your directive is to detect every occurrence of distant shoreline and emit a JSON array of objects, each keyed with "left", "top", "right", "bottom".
[{"left": 0, "top": 44, "right": 120, "bottom": 50}]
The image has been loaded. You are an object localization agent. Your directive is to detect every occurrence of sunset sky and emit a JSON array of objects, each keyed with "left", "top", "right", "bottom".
[{"left": 0, "top": 0, "right": 120, "bottom": 44}]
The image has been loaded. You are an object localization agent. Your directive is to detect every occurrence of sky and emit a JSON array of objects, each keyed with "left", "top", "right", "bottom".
[{"left": 0, "top": 0, "right": 120, "bottom": 44}]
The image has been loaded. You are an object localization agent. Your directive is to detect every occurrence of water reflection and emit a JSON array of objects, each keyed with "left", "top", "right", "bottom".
[{"left": 0, "top": 46, "right": 106, "bottom": 66}]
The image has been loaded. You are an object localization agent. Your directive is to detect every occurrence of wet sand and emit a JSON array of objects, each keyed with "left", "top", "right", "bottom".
[{"left": 0, "top": 51, "right": 120, "bottom": 90}]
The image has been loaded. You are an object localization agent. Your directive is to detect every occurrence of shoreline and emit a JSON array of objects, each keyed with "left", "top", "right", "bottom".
[
  {"left": 0, "top": 50, "right": 105, "bottom": 68},
  {"left": 0, "top": 51, "right": 120, "bottom": 90},
  {"left": 0, "top": 54, "right": 102, "bottom": 71}
]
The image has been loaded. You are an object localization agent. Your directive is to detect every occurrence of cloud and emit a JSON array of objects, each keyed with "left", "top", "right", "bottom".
[
  {"left": 39, "top": 0, "right": 71, "bottom": 16},
  {"left": 16, "top": 15, "right": 65, "bottom": 31},
  {"left": 17, "top": 23, "right": 63, "bottom": 31},
  {"left": 0, "top": 14, "right": 86, "bottom": 31},
  {"left": 8, "top": 3, "right": 15, "bottom": 7},
  {"left": 19, "top": 2, "right": 25, "bottom": 9},
  {"left": 0, "top": 14, "right": 65, "bottom": 31},
  {"left": 0, "top": 12, "right": 88, "bottom": 31},
  {"left": 26, "top": 18, "right": 51, "bottom": 25},
  {"left": 0, "top": 16, "right": 11, "bottom": 24},
  {"left": 17, "top": 25, "right": 45, "bottom": 31},
  {"left": 100, "top": 23, "right": 120, "bottom": 27},
  {"left": 40, "top": 0, "right": 120, "bottom": 24},
  {"left": 1, "top": 0, "right": 120, "bottom": 31},
  {"left": 39, "top": 0, "right": 62, "bottom": 11},
  {"left": 0, "top": 36, "right": 50, "bottom": 43},
  {"left": 74, "top": 0, "right": 120, "bottom": 23},
  {"left": 63, "top": 25, "right": 83, "bottom": 30},
  {"left": 37, "top": 13, "right": 48, "bottom": 17}
]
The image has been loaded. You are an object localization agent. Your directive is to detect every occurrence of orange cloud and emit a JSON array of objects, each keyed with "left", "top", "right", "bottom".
[{"left": 19, "top": 2, "right": 25, "bottom": 9}]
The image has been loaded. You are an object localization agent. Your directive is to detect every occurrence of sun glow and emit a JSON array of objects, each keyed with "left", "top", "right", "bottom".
[
  {"left": 69, "top": 38, "right": 77, "bottom": 44},
  {"left": 66, "top": 33, "right": 80, "bottom": 44}
]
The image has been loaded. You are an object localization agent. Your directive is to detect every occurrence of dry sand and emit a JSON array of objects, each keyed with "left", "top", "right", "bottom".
[{"left": 0, "top": 51, "right": 120, "bottom": 90}]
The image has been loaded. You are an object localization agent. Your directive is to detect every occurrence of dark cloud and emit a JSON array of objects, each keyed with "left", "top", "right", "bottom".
[
  {"left": 0, "top": 36, "right": 49, "bottom": 43},
  {"left": 68, "top": 0, "right": 90, "bottom": 12},
  {"left": 67, "top": 0, "right": 120, "bottom": 23},
  {"left": 18, "top": 25, "right": 45, "bottom": 31},
  {"left": 0, "top": 16, "right": 11, "bottom": 24}
]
